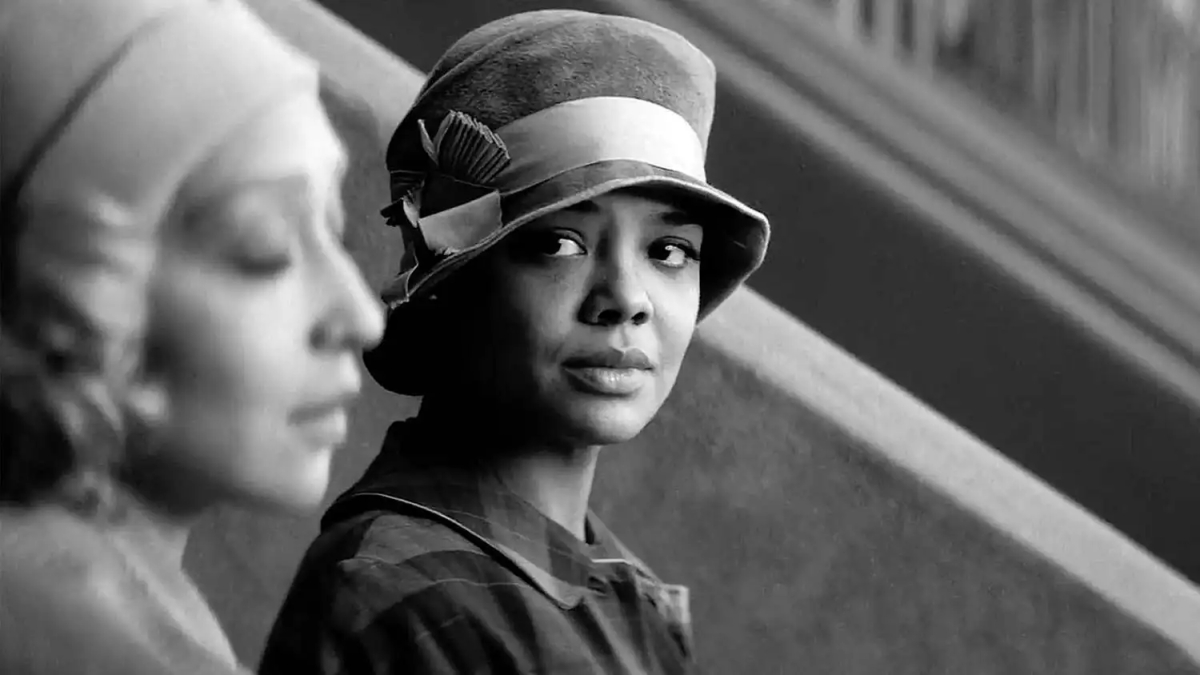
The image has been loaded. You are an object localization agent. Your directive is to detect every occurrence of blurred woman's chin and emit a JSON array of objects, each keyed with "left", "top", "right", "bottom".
[
  {"left": 252, "top": 485, "right": 328, "bottom": 514},
  {"left": 246, "top": 453, "right": 333, "bottom": 513}
]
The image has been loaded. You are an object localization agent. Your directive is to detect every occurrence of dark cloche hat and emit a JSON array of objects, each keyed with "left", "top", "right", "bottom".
[{"left": 365, "top": 9, "right": 770, "bottom": 395}]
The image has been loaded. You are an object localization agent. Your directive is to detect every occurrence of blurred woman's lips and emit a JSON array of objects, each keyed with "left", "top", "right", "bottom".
[
  {"left": 295, "top": 407, "right": 348, "bottom": 449},
  {"left": 562, "top": 348, "right": 655, "bottom": 396},
  {"left": 291, "top": 389, "right": 358, "bottom": 447}
]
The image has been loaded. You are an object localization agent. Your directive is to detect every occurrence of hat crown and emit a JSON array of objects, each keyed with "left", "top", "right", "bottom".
[{"left": 386, "top": 10, "right": 717, "bottom": 175}]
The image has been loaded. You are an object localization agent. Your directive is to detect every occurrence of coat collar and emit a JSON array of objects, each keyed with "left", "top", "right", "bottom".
[{"left": 324, "top": 419, "right": 658, "bottom": 609}]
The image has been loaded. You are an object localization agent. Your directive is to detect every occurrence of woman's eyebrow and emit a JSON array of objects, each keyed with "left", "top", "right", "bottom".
[
  {"left": 561, "top": 198, "right": 601, "bottom": 214},
  {"left": 657, "top": 208, "right": 702, "bottom": 227},
  {"left": 182, "top": 175, "right": 314, "bottom": 236}
]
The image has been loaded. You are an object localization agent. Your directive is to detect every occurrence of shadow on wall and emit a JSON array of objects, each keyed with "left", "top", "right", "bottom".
[{"left": 186, "top": 3, "right": 1200, "bottom": 672}]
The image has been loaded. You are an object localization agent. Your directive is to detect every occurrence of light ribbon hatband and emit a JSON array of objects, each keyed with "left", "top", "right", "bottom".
[
  {"left": 415, "top": 96, "right": 707, "bottom": 254},
  {"left": 496, "top": 95, "right": 707, "bottom": 193}
]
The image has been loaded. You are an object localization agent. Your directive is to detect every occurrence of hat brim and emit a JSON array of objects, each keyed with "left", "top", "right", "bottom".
[{"left": 364, "top": 159, "right": 769, "bottom": 395}]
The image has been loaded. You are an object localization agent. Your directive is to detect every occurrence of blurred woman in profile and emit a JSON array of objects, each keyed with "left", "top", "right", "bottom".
[{"left": 0, "top": 0, "right": 383, "bottom": 672}]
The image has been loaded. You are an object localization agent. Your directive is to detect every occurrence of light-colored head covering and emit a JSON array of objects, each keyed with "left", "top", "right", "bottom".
[
  {"left": 2, "top": 0, "right": 317, "bottom": 217},
  {"left": 0, "top": 0, "right": 317, "bottom": 367}
]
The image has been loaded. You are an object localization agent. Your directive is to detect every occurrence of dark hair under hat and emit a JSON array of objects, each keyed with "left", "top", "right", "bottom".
[{"left": 364, "top": 9, "right": 770, "bottom": 395}]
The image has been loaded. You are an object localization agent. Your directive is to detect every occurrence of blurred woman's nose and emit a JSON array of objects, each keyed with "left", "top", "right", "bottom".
[
  {"left": 311, "top": 247, "right": 385, "bottom": 352},
  {"left": 580, "top": 245, "right": 654, "bottom": 327}
]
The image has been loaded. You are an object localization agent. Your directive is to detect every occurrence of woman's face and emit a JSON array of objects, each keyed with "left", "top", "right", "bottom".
[
  {"left": 139, "top": 93, "right": 384, "bottom": 514},
  {"left": 449, "top": 188, "right": 703, "bottom": 448}
]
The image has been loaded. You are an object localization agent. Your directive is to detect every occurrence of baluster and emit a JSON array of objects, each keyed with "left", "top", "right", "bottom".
[
  {"left": 836, "top": 0, "right": 865, "bottom": 42},
  {"left": 1085, "top": 0, "right": 1114, "bottom": 152},
  {"left": 1030, "top": 0, "right": 1056, "bottom": 116},
  {"left": 912, "top": 0, "right": 940, "bottom": 72},
  {"left": 1055, "top": 0, "right": 1084, "bottom": 148},
  {"left": 1188, "top": 53, "right": 1199, "bottom": 186},
  {"left": 875, "top": 0, "right": 901, "bottom": 57},
  {"left": 1109, "top": 0, "right": 1141, "bottom": 175}
]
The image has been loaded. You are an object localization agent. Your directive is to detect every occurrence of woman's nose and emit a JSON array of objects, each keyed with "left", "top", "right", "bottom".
[
  {"left": 580, "top": 249, "right": 654, "bottom": 327},
  {"left": 311, "top": 248, "right": 385, "bottom": 352}
]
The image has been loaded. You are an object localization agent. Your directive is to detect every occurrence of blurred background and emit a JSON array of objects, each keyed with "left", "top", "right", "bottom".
[{"left": 312, "top": 0, "right": 1200, "bottom": 582}]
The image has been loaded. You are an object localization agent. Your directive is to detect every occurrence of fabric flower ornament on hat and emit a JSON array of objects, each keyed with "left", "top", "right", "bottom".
[{"left": 381, "top": 111, "right": 511, "bottom": 308}]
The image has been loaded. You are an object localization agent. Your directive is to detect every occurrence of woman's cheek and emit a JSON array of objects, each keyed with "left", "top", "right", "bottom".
[
  {"left": 153, "top": 265, "right": 304, "bottom": 430},
  {"left": 151, "top": 291, "right": 315, "bottom": 502},
  {"left": 652, "top": 280, "right": 701, "bottom": 376}
]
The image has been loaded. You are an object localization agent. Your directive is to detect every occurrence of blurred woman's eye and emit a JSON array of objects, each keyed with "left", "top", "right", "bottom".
[
  {"left": 650, "top": 239, "right": 700, "bottom": 269},
  {"left": 224, "top": 218, "right": 296, "bottom": 276},
  {"left": 231, "top": 245, "right": 293, "bottom": 276},
  {"left": 233, "top": 248, "right": 293, "bottom": 275}
]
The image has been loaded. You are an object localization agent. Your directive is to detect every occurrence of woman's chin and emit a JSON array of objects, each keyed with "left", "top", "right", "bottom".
[{"left": 556, "top": 399, "right": 658, "bottom": 447}]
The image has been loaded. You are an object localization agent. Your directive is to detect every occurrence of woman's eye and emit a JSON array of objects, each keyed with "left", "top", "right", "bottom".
[
  {"left": 538, "top": 234, "right": 586, "bottom": 257},
  {"left": 651, "top": 240, "right": 700, "bottom": 269},
  {"left": 506, "top": 230, "right": 588, "bottom": 263}
]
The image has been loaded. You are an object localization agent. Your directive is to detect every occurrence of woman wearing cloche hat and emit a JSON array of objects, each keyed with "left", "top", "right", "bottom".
[{"left": 263, "top": 9, "right": 769, "bottom": 674}]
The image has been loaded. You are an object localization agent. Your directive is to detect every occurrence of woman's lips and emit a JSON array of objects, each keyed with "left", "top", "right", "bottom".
[
  {"left": 562, "top": 348, "right": 655, "bottom": 396},
  {"left": 563, "top": 365, "right": 650, "bottom": 396}
]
